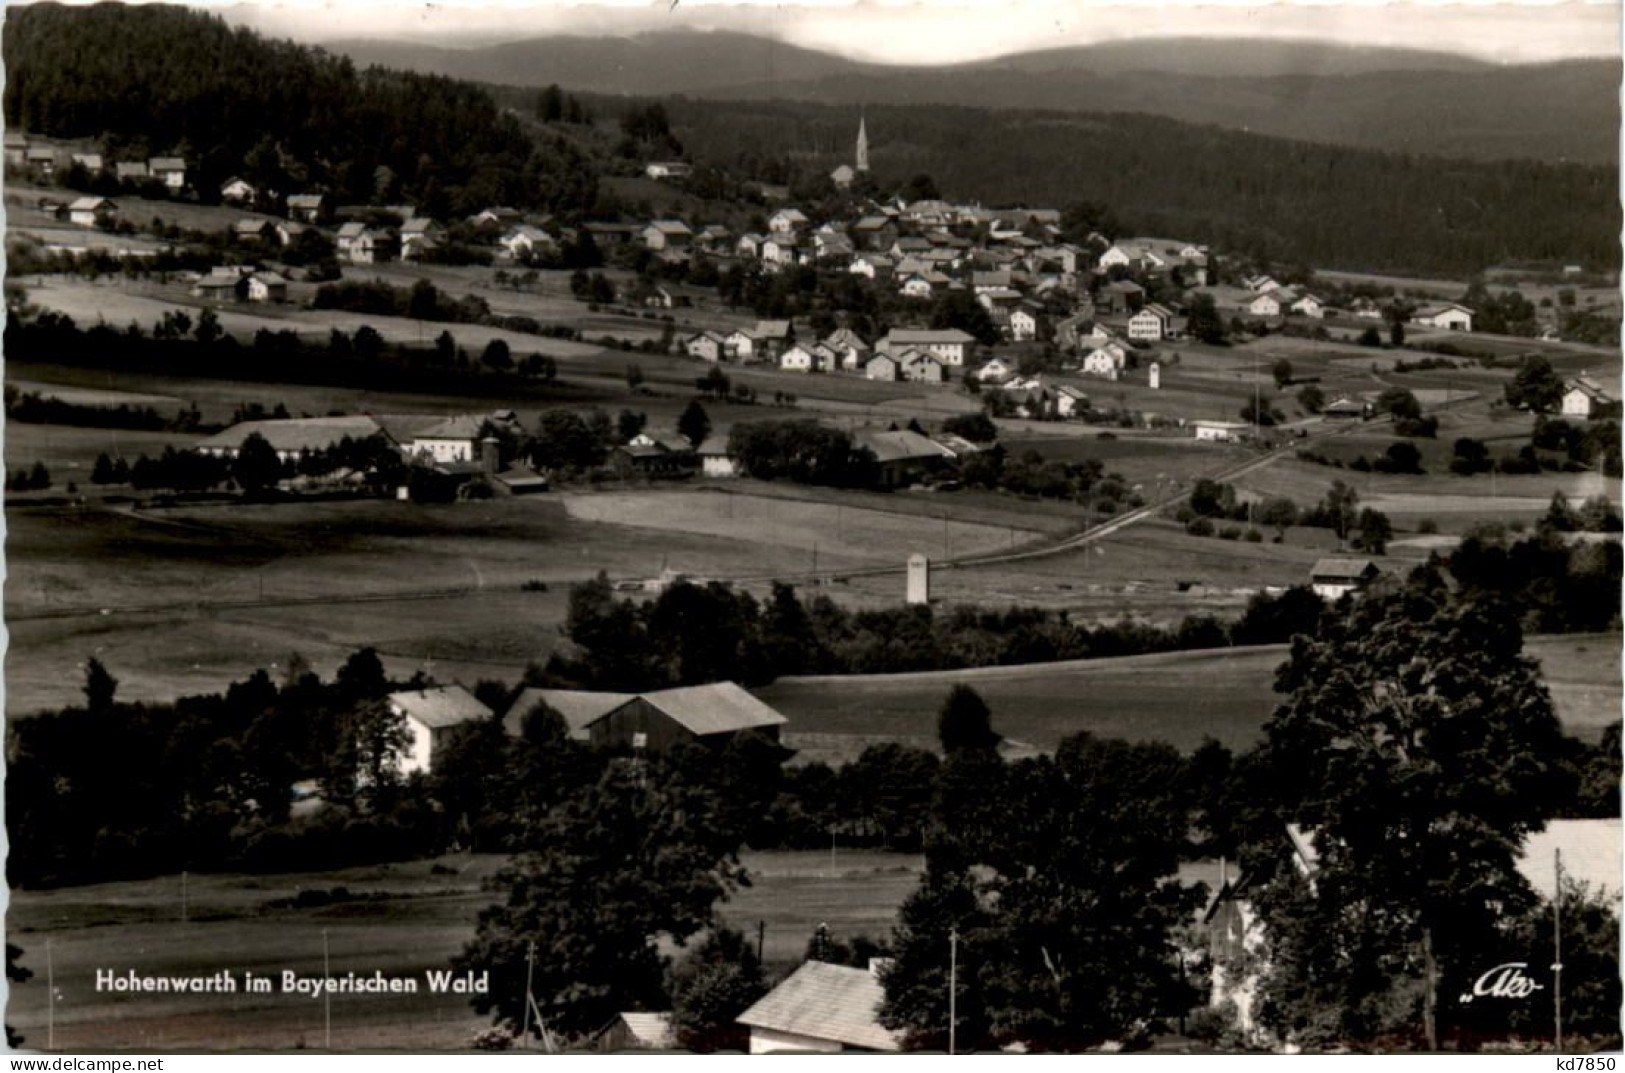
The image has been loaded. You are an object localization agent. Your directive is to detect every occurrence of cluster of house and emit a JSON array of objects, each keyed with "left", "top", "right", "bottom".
[
  {"left": 6, "top": 134, "right": 188, "bottom": 189},
  {"left": 685, "top": 323, "right": 981, "bottom": 385}
]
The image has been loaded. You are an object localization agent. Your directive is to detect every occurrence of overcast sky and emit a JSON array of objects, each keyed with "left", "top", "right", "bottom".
[{"left": 218, "top": 0, "right": 1620, "bottom": 65}]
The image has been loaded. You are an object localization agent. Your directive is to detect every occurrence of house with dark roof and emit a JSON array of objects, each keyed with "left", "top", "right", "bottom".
[
  {"left": 1310, "top": 557, "right": 1379, "bottom": 600},
  {"left": 388, "top": 686, "right": 493, "bottom": 776},
  {"left": 503, "top": 681, "right": 788, "bottom": 752},
  {"left": 737, "top": 960, "right": 902, "bottom": 1053},
  {"left": 853, "top": 428, "right": 958, "bottom": 488}
]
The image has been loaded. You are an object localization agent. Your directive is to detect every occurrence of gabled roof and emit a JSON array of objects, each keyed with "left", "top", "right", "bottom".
[
  {"left": 337, "top": 221, "right": 367, "bottom": 239},
  {"left": 149, "top": 156, "right": 185, "bottom": 171},
  {"left": 195, "top": 416, "right": 386, "bottom": 455},
  {"left": 854, "top": 428, "right": 957, "bottom": 464},
  {"left": 1414, "top": 302, "right": 1474, "bottom": 318},
  {"left": 1311, "top": 557, "right": 1378, "bottom": 582},
  {"left": 68, "top": 196, "right": 115, "bottom": 212},
  {"left": 287, "top": 193, "right": 326, "bottom": 208},
  {"left": 641, "top": 682, "right": 788, "bottom": 736},
  {"left": 115, "top": 162, "right": 149, "bottom": 178},
  {"left": 387, "top": 685, "right": 492, "bottom": 730},
  {"left": 609, "top": 1012, "right": 675, "bottom": 1049},
  {"left": 753, "top": 320, "right": 792, "bottom": 340},
  {"left": 410, "top": 415, "right": 486, "bottom": 442},
  {"left": 503, "top": 688, "right": 636, "bottom": 739},
  {"left": 250, "top": 270, "right": 288, "bottom": 286},
  {"left": 885, "top": 328, "right": 974, "bottom": 346},
  {"left": 1566, "top": 376, "right": 1613, "bottom": 402},
  {"left": 646, "top": 219, "right": 693, "bottom": 235},
  {"left": 737, "top": 961, "right": 900, "bottom": 1052}
]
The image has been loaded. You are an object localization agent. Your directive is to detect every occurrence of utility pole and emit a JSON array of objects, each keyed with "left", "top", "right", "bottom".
[
  {"left": 181, "top": 870, "right": 188, "bottom": 924},
  {"left": 948, "top": 927, "right": 958, "bottom": 1056},
  {"left": 756, "top": 920, "right": 766, "bottom": 965},
  {"left": 522, "top": 940, "right": 537, "bottom": 1048},
  {"left": 1554, "top": 848, "right": 1564, "bottom": 1052}
]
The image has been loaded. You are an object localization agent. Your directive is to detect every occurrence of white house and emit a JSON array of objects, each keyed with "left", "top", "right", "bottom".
[
  {"left": 686, "top": 331, "right": 728, "bottom": 363},
  {"left": 67, "top": 196, "right": 117, "bottom": 228},
  {"left": 974, "top": 357, "right": 1017, "bottom": 384},
  {"left": 823, "top": 328, "right": 870, "bottom": 371},
  {"left": 499, "top": 224, "right": 553, "bottom": 261},
  {"left": 220, "top": 177, "right": 257, "bottom": 204},
  {"left": 737, "top": 961, "right": 902, "bottom": 1054},
  {"left": 1291, "top": 294, "right": 1325, "bottom": 319},
  {"left": 387, "top": 686, "right": 493, "bottom": 777},
  {"left": 644, "top": 161, "right": 693, "bottom": 180},
  {"left": 1413, "top": 303, "right": 1474, "bottom": 331},
  {"left": 1055, "top": 384, "right": 1090, "bottom": 418},
  {"left": 286, "top": 193, "right": 327, "bottom": 223},
  {"left": 696, "top": 436, "right": 737, "bottom": 478},
  {"left": 1243, "top": 274, "right": 1279, "bottom": 293},
  {"left": 405, "top": 415, "right": 485, "bottom": 464},
  {"left": 1009, "top": 308, "right": 1040, "bottom": 342},
  {"left": 1081, "top": 342, "right": 1128, "bottom": 380},
  {"left": 1128, "top": 304, "right": 1174, "bottom": 341},
  {"left": 768, "top": 208, "right": 808, "bottom": 234},
  {"left": 878, "top": 328, "right": 974, "bottom": 367},
  {"left": 779, "top": 344, "right": 820, "bottom": 373},
  {"left": 1247, "top": 291, "right": 1284, "bottom": 318},
  {"left": 898, "top": 274, "right": 937, "bottom": 299},
  {"left": 724, "top": 329, "right": 757, "bottom": 362},
  {"left": 1562, "top": 376, "right": 1615, "bottom": 419},
  {"left": 641, "top": 220, "right": 692, "bottom": 251},
  {"left": 1310, "top": 557, "right": 1380, "bottom": 600},
  {"left": 899, "top": 350, "right": 945, "bottom": 383}
]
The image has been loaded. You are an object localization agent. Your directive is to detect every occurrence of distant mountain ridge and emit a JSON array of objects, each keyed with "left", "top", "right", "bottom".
[{"left": 327, "top": 31, "right": 1620, "bottom": 165}]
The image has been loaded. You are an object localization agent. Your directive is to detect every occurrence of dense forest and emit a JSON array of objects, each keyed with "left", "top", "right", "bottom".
[
  {"left": 654, "top": 97, "right": 1619, "bottom": 277},
  {"left": 2, "top": 2, "right": 597, "bottom": 216}
]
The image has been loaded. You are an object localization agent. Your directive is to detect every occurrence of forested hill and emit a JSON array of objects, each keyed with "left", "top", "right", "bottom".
[
  {"left": 652, "top": 97, "right": 1619, "bottom": 277},
  {"left": 1, "top": 2, "right": 596, "bottom": 216},
  {"left": 332, "top": 31, "right": 1619, "bottom": 165}
]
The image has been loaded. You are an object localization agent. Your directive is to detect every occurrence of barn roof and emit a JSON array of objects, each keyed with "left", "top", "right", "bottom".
[
  {"left": 195, "top": 416, "right": 386, "bottom": 455},
  {"left": 611, "top": 1012, "right": 675, "bottom": 1049},
  {"left": 1311, "top": 557, "right": 1378, "bottom": 582},
  {"left": 642, "top": 682, "right": 788, "bottom": 737},
  {"left": 737, "top": 961, "right": 900, "bottom": 1052},
  {"left": 503, "top": 688, "right": 637, "bottom": 739},
  {"left": 410, "top": 415, "right": 486, "bottom": 442},
  {"left": 853, "top": 429, "right": 957, "bottom": 464},
  {"left": 387, "top": 685, "right": 492, "bottom": 729}
]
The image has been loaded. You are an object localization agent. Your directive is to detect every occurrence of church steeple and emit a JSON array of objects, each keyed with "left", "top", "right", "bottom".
[{"left": 856, "top": 115, "right": 870, "bottom": 173}]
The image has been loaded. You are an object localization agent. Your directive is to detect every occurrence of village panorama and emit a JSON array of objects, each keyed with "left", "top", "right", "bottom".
[{"left": 2, "top": 0, "right": 1620, "bottom": 1057}]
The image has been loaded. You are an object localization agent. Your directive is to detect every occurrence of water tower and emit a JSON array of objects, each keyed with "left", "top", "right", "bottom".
[{"left": 1149, "top": 361, "right": 1161, "bottom": 390}]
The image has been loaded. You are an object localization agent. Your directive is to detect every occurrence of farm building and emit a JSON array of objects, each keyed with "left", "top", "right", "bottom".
[
  {"left": 388, "top": 686, "right": 493, "bottom": 777},
  {"left": 232, "top": 218, "right": 277, "bottom": 245},
  {"left": 1128, "top": 303, "right": 1174, "bottom": 341},
  {"left": 1081, "top": 342, "right": 1128, "bottom": 380},
  {"left": 195, "top": 415, "right": 389, "bottom": 462},
  {"left": 246, "top": 271, "right": 288, "bottom": 303},
  {"left": 1009, "top": 308, "right": 1039, "bottom": 342},
  {"left": 1562, "top": 376, "right": 1616, "bottom": 419},
  {"left": 1310, "top": 557, "right": 1379, "bottom": 600},
  {"left": 1100, "top": 279, "right": 1145, "bottom": 316},
  {"left": 595, "top": 1012, "right": 676, "bottom": 1052},
  {"left": 1321, "top": 397, "right": 1367, "bottom": 421},
  {"left": 1193, "top": 420, "right": 1250, "bottom": 443},
  {"left": 1412, "top": 302, "right": 1474, "bottom": 331},
  {"left": 853, "top": 428, "right": 957, "bottom": 488},
  {"left": 607, "top": 437, "right": 697, "bottom": 478},
  {"left": 193, "top": 266, "right": 251, "bottom": 300},
  {"left": 501, "top": 681, "right": 788, "bottom": 751},
  {"left": 736, "top": 960, "right": 902, "bottom": 1054},
  {"left": 641, "top": 219, "right": 693, "bottom": 251}
]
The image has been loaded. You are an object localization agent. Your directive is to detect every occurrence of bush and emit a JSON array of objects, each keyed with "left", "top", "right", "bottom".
[
  {"left": 1244, "top": 528, "right": 1263, "bottom": 543},
  {"left": 1185, "top": 517, "right": 1215, "bottom": 537}
]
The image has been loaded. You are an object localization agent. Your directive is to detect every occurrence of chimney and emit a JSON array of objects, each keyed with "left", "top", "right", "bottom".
[
  {"left": 480, "top": 436, "right": 501, "bottom": 477},
  {"left": 1219, "top": 856, "right": 1228, "bottom": 890}
]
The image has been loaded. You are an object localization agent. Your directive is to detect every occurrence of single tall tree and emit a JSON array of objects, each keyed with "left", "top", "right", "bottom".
[{"left": 1251, "top": 576, "right": 1569, "bottom": 1049}]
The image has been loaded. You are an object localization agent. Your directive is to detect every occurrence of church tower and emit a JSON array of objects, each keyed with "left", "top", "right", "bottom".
[{"left": 856, "top": 115, "right": 870, "bottom": 173}]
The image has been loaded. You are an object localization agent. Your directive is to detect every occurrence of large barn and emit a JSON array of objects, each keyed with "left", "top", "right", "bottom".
[{"left": 503, "top": 681, "right": 787, "bottom": 751}]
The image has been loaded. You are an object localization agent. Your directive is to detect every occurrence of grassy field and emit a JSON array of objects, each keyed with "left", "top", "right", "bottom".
[
  {"left": 766, "top": 631, "right": 1620, "bottom": 765},
  {"left": 3, "top": 848, "right": 921, "bottom": 1051}
]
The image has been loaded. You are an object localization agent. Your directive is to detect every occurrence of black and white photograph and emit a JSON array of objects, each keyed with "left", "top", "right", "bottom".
[{"left": 1, "top": 0, "right": 1621, "bottom": 1055}]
